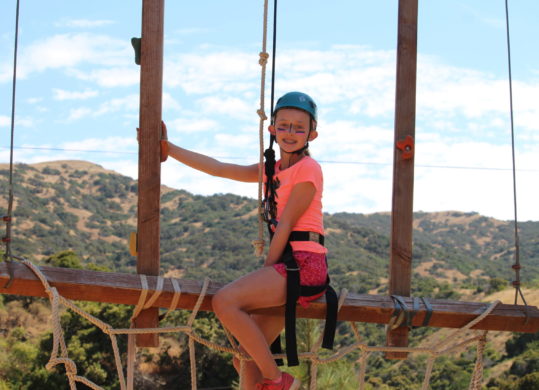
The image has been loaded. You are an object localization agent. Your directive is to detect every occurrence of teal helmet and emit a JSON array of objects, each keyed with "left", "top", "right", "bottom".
[{"left": 273, "top": 91, "right": 317, "bottom": 122}]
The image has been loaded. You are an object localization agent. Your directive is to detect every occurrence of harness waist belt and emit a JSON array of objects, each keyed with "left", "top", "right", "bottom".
[{"left": 288, "top": 231, "right": 324, "bottom": 246}]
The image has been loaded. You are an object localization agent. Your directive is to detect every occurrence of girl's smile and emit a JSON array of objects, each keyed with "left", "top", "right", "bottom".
[{"left": 270, "top": 108, "right": 317, "bottom": 156}]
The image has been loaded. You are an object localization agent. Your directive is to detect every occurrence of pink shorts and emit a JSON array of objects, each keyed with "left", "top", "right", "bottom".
[{"left": 273, "top": 251, "right": 328, "bottom": 308}]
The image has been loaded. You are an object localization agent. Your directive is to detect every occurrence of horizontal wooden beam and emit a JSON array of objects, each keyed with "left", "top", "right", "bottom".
[{"left": 1, "top": 262, "right": 537, "bottom": 333}]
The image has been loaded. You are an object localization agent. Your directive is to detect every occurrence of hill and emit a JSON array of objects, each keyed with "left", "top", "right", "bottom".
[
  {"left": 1, "top": 160, "right": 538, "bottom": 296},
  {"left": 1, "top": 160, "right": 539, "bottom": 389}
]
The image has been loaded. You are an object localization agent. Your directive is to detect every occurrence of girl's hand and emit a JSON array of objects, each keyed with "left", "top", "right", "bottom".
[
  {"left": 135, "top": 121, "right": 169, "bottom": 162},
  {"left": 160, "top": 121, "right": 168, "bottom": 162}
]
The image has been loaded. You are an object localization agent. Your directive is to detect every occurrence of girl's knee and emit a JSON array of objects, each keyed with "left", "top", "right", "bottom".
[{"left": 212, "top": 288, "right": 232, "bottom": 317}]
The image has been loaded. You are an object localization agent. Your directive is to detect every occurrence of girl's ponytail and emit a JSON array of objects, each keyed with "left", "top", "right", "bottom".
[{"left": 263, "top": 135, "right": 278, "bottom": 225}]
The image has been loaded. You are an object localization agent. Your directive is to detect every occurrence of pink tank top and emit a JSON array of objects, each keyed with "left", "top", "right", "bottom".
[{"left": 264, "top": 156, "right": 327, "bottom": 254}]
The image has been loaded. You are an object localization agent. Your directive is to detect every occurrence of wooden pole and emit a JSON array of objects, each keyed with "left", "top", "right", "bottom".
[
  {"left": 2, "top": 263, "right": 539, "bottom": 333},
  {"left": 136, "top": 0, "right": 165, "bottom": 347},
  {"left": 387, "top": 0, "right": 418, "bottom": 359}
]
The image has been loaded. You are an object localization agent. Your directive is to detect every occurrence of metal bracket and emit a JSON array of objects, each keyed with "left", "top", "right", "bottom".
[{"left": 396, "top": 135, "right": 414, "bottom": 160}]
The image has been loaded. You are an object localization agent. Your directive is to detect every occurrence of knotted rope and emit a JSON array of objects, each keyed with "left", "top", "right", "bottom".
[
  {"left": 252, "top": 0, "right": 271, "bottom": 258},
  {"left": 18, "top": 258, "right": 499, "bottom": 390}
]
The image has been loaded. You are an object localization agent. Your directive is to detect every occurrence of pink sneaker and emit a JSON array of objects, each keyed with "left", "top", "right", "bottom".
[{"left": 256, "top": 372, "right": 301, "bottom": 390}]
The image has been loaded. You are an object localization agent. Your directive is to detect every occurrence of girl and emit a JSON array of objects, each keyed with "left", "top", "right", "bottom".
[{"left": 165, "top": 92, "right": 329, "bottom": 390}]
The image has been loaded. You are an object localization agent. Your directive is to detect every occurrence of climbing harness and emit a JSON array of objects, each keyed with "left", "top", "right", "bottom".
[
  {"left": 260, "top": 90, "right": 337, "bottom": 367},
  {"left": 268, "top": 232, "right": 339, "bottom": 366}
]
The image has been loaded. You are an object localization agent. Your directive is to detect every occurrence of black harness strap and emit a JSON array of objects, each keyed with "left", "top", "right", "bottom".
[{"left": 269, "top": 235, "right": 338, "bottom": 367}]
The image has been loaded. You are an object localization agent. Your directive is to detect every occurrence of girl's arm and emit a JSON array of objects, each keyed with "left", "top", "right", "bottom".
[
  {"left": 264, "top": 181, "right": 316, "bottom": 266},
  {"left": 168, "top": 141, "right": 259, "bottom": 183}
]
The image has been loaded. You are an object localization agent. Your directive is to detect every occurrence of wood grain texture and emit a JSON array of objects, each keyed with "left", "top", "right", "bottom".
[
  {"left": 2, "top": 263, "right": 537, "bottom": 333},
  {"left": 136, "top": 0, "right": 165, "bottom": 347},
  {"left": 388, "top": 0, "right": 419, "bottom": 359}
]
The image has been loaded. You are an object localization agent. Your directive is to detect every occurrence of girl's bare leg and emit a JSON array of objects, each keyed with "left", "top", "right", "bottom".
[
  {"left": 232, "top": 314, "right": 284, "bottom": 389},
  {"left": 212, "top": 266, "right": 287, "bottom": 383}
]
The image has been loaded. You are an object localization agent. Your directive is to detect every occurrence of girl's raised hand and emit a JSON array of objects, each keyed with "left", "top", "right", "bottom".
[
  {"left": 135, "top": 121, "right": 169, "bottom": 162},
  {"left": 160, "top": 121, "right": 168, "bottom": 162}
]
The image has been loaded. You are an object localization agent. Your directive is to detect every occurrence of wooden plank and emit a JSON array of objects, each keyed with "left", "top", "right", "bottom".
[
  {"left": 136, "top": 0, "right": 165, "bottom": 347},
  {"left": 388, "top": 0, "right": 419, "bottom": 359},
  {"left": 2, "top": 263, "right": 538, "bottom": 334}
]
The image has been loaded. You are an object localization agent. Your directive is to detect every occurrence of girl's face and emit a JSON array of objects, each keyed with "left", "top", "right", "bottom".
[{"left": 270, "top": 108, "right": 318, "bottom": 153}]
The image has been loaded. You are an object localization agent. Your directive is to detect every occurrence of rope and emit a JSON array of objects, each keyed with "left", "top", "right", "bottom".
[
  {"left": 2, "top": 0, "right": 21, "bottom": 289},
  {"left": 16, "top": 258, "right": 500, "bottom": 390},
  {"left": 270, "top": 0, "right": 278, "bottom": 115},
  {"left": 504, "top": 1, "right": 529, "bottom": 315},
  {"left": 252, "top": 0, "right": 271, "bottom": 257},
  {"left": 309, "top": 289, "right": 349, "bottom": 389},
  {"left": 468, "top": 331, "right": 488, "bottom": 390}
]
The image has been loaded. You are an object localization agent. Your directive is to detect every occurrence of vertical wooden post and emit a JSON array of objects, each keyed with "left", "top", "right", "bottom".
[
  {"left": 135, "top": 0, "right": 165, "bottom": 347},
  {"left": 386, "top": 0, "right": 418, "bottom": 359}
]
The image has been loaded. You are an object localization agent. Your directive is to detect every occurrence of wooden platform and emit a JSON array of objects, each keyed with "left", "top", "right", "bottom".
[{"left": 1, "top": 262, "right": 538, "bottom": 333}]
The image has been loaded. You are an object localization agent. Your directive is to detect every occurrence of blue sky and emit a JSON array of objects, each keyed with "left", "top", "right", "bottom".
[{"left": 1, "top": 1, "right": 538, "bottom": 221}]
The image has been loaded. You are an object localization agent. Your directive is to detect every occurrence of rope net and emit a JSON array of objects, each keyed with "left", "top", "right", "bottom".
[{"left": 19, "top": 259, "right": 498, "bottom": 390}]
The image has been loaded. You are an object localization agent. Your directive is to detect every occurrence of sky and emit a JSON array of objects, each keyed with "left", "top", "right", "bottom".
[{"left": 1, "top": 0, "right": 538, "bottom": 222}]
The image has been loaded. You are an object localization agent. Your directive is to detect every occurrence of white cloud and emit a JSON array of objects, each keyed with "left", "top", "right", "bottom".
[
  {"left": 163, "top": 92, "right": 181, "bottom": 112},
  {"left": 53, "top": 88, "right": 98, "bottom": 100},
  {"left": 0, "top": 115, "right": 34, "bottom": 128},
  {"left": 0, "top": 136, "right": 136, "bottom": 167},
  {"left": 162, "top": 162, "right": 256, "bottom": 200},
  {"left": 94, "top": 94, "right": 139, "bottom": 115},
  {"left": 197, "top": 95, "right": 254, "bottom": 120},
  {"left": 101, "top": 159, "right": 138, "bottom": 181},
  {"left": 0, "top": 116, "right": 9, "bottom": 127},
  {"left": 165, "top": 51, "right": 258, "bottom": 94},
  {"left": 59, "top": 137, "right": 137, "bottom": 156},
  {"left": 168, "top": 118, "right": 219, "bottom": 134},
  {"left": 3, "top": 40, "right": 538, "bottom": 221},
  {"left": 6, "top": 33, "right": 131, "bottom": 80},
  {"left": 67, "top": 107, "right": 93, "bottom": 121},
  {"left": 69, "top": 67, "right": 139, "bottom": 87},
  {"left": 67, "top": 94, "right": 139, "bottom": 121}
]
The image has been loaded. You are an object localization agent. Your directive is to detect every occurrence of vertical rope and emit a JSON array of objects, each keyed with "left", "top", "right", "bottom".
[
  {"left": 270, "top": 0, "right": 278, "bottom": 116},
  {"left": 109, "top": 333, "right": 127, "bottom": 390},
  {"left": 2, "top": 0, "right": 21, "bottom": 289},
  {"left": 252, "top": 0, "right": 270, "bottom": 257},
  {"left": 422, "top": 356, "right": 436, "bottom": 390},
  {"left": 189, "top": 336, "right": 197, "bottom": 390},
  {"left": 467, "top": 331, "right": 487, "bottom": 390},
  {"left": 357, "top": 350, "right": 370, "bottom": 390},
  {"left": 504, "top": 0, "right": 528, "bottom": 310}
]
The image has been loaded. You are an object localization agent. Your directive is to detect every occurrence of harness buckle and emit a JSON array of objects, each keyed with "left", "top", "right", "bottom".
[{"left": 309, "top": 231, "right": 319, "bottom": 242}]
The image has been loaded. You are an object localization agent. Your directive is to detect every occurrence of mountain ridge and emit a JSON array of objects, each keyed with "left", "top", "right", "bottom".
[{"left": 1, "top": 160, "right": 538, "bottom": 294}]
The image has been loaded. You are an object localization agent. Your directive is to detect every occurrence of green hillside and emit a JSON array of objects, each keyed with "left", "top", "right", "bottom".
[
  {"left": 1, "top": 160, "right": 538, "bottom": 389},
  {"left": 1, "top": 160, "right": 538, "bottom": 293}
]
